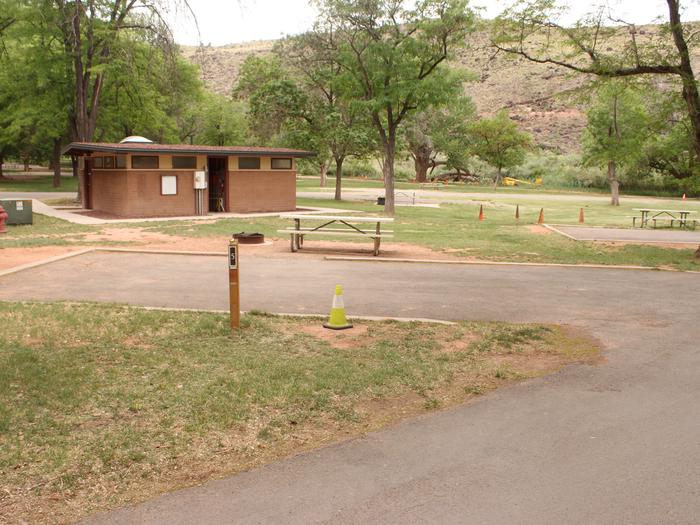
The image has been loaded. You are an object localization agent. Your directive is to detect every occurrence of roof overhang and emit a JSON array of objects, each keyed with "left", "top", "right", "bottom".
[{"left": 62, "top": 142, "right": 317, "bottom": 158}]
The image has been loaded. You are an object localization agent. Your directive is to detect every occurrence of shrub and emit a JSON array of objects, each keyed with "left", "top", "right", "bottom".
[{"left": 342, "top": 159, "right": 382, "bottom": 179}]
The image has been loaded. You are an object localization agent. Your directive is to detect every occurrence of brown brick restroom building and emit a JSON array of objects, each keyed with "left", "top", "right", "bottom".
[{"left": 63, "top": 137, "right": 315, "bottom": 218}]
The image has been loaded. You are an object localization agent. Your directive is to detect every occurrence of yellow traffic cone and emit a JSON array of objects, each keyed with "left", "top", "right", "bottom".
[{"left": 323, "top": 284, "right": 353, "bottom": 330}]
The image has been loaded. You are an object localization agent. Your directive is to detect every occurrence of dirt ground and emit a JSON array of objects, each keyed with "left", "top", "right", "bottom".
[
  {"left": 0, "top": 228, "right": 464, "bottom": 273},
  {"left": 0, "top": 246, "right": 84, "bottom": 272},
  {"left": 527, "top": 225, "right": 552, "bottom": 235}
]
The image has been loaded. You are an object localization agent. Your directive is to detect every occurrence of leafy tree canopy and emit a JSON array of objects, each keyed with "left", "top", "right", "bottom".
[{"left": 467, "top": 110, "right": 531, "bottom": 187}]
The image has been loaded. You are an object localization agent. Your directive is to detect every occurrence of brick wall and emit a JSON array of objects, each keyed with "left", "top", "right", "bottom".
[
  {"left": 228, "top": 171, "right": 296, "bottom": 213},
  {"left": 89, "top": 170, "right": 204, "bottom": 218},
  {"left": 88, "top": 166, "right": 295, "bottom": 217},
  {"left": 91, "top": 171, "right": 129, "bottom": 215},
  {"left": 124, "top": 171, "right": 198, "bottom": 217}
]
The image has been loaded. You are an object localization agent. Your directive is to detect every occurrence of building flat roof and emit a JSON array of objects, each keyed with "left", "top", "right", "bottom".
[{"left": 62, "top": 142, "right": 316, "bottom": 158}]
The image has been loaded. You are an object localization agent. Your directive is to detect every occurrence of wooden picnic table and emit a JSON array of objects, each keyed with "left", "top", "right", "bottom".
[
  {"left": 279, "top": 214, "right": 394, "bottom": 256},
  {"left": 632, "top": 208, "right": 696, "bottom": 229}
]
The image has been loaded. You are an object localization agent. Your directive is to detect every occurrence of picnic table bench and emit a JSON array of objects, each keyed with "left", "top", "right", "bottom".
[
  {"left": 278, "top": 214, "right": 394, "bottom": 256},
  {"left": 631, "top": 208, "right": 697, "bottom": 229}
]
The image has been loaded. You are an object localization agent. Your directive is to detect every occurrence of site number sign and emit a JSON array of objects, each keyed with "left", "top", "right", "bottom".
[{"left": 228, "top": 242, "right": 238, "bottom": 270}]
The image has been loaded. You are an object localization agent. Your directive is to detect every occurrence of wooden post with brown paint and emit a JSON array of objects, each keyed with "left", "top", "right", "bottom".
[{"left": 228, "top": 239, "right": 240, "bottom": 332}]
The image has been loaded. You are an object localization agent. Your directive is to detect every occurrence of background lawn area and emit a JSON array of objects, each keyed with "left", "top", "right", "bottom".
[
  {"left": 0, "top": 214, "right": 95, "bottom": 248},
  {"left": 296, "top": 176, "right": 690, "bottom": 197},
  {"left": 137, "top": 195, "right": 700, "bottom": 270},
  {"left": 0, "top": 174, "right": 78, "bottom": 193},
  {"left": 0, "top": 301, "right": 598, "bottom": 524},
  {"left": 1, "top": 191, "right": 698, "bottom": 269}
]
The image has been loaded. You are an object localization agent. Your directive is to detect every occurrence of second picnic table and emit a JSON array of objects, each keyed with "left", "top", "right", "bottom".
[
  {"left": 279, "top": 214, "right": 394, "bottom": 256},
  {"left": 632, "top": 208, "right": 696, "bottom": 229}
]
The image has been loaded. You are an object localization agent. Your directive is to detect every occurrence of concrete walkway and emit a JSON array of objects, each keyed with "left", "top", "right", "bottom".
[
  {"left": 0, "top": 192, "right": 357, "bottom": 225},
  {"left": 549, "top": 224, "right": 700, "bottom": 244},
  {"left": 29, "top": 201, "right": 353, "bottom": 225},
  {"left": 1, "top": 252, "right": 699, "bottom": 523},
  {"left": 0, "top": 191, "right": 76, "bottom": 200}
]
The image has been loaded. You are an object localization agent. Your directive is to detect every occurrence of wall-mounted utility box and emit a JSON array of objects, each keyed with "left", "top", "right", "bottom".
[
  {"left": 194, "top": 171, "right": 207, "bottom": 189},
  {"left": 0, "top": 199, "right": 33, "bottom": 225}
]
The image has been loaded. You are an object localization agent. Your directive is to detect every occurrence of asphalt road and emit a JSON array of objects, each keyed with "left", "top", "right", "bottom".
[
  {"left": 299, "top": 188, "right": 700, "bottom": 208},
  {"left": 552, "top": 225, "right": 700, "bottom": 244},
  {"left": 1, "top": 252, "right": 699, "bottom": 524}
]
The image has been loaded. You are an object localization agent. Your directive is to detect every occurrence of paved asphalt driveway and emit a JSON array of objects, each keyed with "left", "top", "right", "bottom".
[
  {"left": 551, "top": 225, "right": 700, "bottom": 244},
  {"left": 1, "top": 252, "right": 699, "bottom": 524}
]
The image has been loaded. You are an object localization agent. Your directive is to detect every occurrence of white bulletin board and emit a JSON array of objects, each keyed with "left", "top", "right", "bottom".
[{"left": 161, "top": 175, "right": 177, "bottom": 195}]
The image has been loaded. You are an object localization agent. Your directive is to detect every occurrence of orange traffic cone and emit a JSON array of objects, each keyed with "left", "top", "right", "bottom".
[
  {"left": 537, "top": 208, "right": 545, "bottom": 224},
  {"left": 578, "top": 208, "right": 585, "bottom": 224},
  {"left": 682, "top": 193, "right": 687, "bottom": 201},
  {"left": 515, "top": 204, "right": 520, "bottom": 220},
  {"left": 478, "top": 205, "right": 485, "bottom": 221}
]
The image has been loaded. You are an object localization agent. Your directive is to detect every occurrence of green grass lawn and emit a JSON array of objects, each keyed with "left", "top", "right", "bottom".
[
  {"left": 136, "top": 196, "right": 700, "bottom": 270},
  {"left": 0, "top": 213, "right": 94, "bottom": 248},
  {"left": 1, "top": 191, "right": 698, "bottom": 269},
  {"left": 0, "top": 301, "right": 598, "bottom": 524},
  {"left": 0, "top": 174, "right": 78, "bottom": 192},
  {"left": 297, "top": 176, "right": 690, "bottom": 197}
]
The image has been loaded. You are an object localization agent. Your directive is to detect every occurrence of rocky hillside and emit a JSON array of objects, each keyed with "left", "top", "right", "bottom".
[{"left": 181, "top": 25, "right": 694, "bottom": 154}]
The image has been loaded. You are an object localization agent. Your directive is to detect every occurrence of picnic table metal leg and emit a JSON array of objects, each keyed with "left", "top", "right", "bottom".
[
  {"left": 290, "top": 234, "right": 297, "bottom": 252},
  {"left": 294, "top": 218, "right": 302, "bottom": 250},
  {"left": 373, "top": 222, "right": 381, "bottom": 256}
]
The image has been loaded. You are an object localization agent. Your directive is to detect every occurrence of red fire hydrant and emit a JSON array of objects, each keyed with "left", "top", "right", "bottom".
[{"left": 0, "top": 205, "right": 8, "bottom": 234}]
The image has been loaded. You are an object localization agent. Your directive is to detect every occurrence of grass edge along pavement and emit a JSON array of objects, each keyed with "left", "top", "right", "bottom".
[
  {"left": 146, "top": 197, "right": 700, "bottom": 270},
  {"left": 1, "top": 195, "right": 698, "bottom": 269},
  {"left": 0, "top": 301, "right": 601, "bottom": 525}
]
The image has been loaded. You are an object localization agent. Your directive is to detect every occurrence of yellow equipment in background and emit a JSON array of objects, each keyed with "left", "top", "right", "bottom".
[{"left": 502, "top": 176, "right": 543, "bottom": 187}]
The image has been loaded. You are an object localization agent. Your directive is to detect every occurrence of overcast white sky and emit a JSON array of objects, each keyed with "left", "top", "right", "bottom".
[{"left": 170, "top": 0, "right": 700, "bottom": 47}]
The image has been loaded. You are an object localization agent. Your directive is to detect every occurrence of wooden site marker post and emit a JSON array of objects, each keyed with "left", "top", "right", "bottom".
[{"left": 228, "top": 239, "right": 240, "bottom": 332}]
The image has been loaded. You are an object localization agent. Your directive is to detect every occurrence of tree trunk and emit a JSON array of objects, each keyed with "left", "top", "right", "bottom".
[
  {"left": 382, "top": 130, "right": 397, "bottom": 215},
  {"left": 413, "top": 150, "right": 431, "bottom": 183},
  {"left": 334, "top": 156, "right": 344, "bottom": 201},
  {"left": 608, "top": 160, "right": 620, "bottom": 206},
  {"left": 319, "top": 159, "right": 329, "bottom": 188},
  {"left": 52, "top": 139, "right": 62, "bottom": 188},
  {"left": 493, "top": 167, "right": 502, "bottom": 190},
  {"left": 667, "top": 0, "right": 700, "bottom": 161},
  {"left": 695, "top": 244, "right": 700, "bottom": 259}
]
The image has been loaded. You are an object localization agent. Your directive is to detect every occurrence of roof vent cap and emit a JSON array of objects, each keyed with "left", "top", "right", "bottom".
[{"left": 120, "top": 135, "right": 153, "bottom": 144}]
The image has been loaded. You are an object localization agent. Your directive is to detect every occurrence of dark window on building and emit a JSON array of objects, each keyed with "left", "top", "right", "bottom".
[
  {"left": 238, "top": 157, "right": 260, "bottom": 169},
  {"left": 93, "top": 157, "right": 104, "bottom": 168},
  {"left": 132, "top": 155, "right": 159, "bottom": 169},
  {"left": 172, "top": 156, "right": 197, "bottom": 169},
  {"left": 103, "top": 156, "right": 115, "bottom": 169},
  {"left": 115, "top": 155, "right": 127, "bottom": 169},
  {"left": 271, "top": 158, "right": 293, "bottom": 170}
]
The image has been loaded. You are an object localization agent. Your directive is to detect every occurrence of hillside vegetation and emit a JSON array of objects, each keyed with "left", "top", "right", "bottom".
[{"left": 181, "top": 23, "right": 700, "bottom": 155}]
